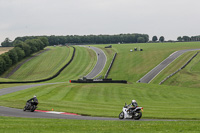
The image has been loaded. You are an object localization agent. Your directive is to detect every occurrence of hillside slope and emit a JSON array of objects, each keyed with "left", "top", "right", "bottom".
[{"left": 106, "top": 42, "right": 200, "bottom": 83}]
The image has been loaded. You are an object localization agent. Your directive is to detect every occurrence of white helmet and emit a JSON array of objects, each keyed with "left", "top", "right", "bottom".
[
  {"left": 132, "top": 100, "right": 136, "bottom": 103},
  {"left": 33, "top": 95, "right": 37, "bottom": 98}
]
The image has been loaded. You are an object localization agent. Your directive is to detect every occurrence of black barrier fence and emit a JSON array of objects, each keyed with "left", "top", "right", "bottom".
[
  {"left": 70, "top": 78, "right": 127, "bottom": 84},
  {"left": 104, "top": 53, "right": 117, "bottom": 79},
  {"left": 0, "top": 47, "right": 76, "bottom": 84},
  {"left": 159, "top": 51, "right": 199, "bottom": 85}
]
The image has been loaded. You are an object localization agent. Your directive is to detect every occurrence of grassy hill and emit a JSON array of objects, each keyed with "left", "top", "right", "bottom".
[
  {"left": 7, "top": 46, "right": 73, "bottom": 81},
  {"left": 93, "top": 42, "right": 200, "bottom": 83},
  {"left": 47, "top": 45, "right": 97, "bottom": 82},
  {"left": 0, "top": 46, "right": 97, "bottom": 82},
  {"left": 160, "top": 52, "right": 200, "bottom": 88},
  {"left": 2, "top": 42, "right": 200, "bottom": 84}
]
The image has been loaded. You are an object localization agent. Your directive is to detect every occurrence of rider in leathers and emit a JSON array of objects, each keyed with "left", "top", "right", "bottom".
[
  {"left": 124, "top": 100, "right": 138, "bottom": 118},
  {"left": 27, "top": 95, "right": 38, "bottom": 107}
]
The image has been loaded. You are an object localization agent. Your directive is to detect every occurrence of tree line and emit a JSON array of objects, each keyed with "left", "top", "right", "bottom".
[
  {"left": 151, "top": 35, "right": 200, "bottom": 42},
  {"left": 177, "top": 35, "right": 200, "bottom": 42},
  {"left": 1, "top": 33, "right": 149, "bottom": 46},
  {"left": 0, "top": 37, "right": 49, "bottom": 75}
]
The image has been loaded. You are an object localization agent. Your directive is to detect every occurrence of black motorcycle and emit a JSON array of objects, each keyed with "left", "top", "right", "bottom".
[{"left": 23, "top": 102, "right": 38, "bottom": 112}]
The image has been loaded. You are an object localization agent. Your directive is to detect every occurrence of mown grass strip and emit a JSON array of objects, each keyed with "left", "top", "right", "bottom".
[
  {"left": 9, "top": 46, "right": 72, "bottom": 81},
  {"left": 48, "top": 46, "right": 97, "bottom": 82},
  {"left": 0, "top": 116, "right": 200, "bottom": 133}
]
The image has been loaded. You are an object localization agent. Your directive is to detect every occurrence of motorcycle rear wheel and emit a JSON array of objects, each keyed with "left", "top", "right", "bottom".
[
  {"left": 30, "top": 105, "right": 36, "bottom": 112},
  {"left": 119, "top": 112, "right": 124, "bottom": 119},
  {"left": 133, "top": 111, "right": 142, "bottom": 120}
]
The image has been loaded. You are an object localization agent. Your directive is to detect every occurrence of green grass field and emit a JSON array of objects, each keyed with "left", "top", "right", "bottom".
[
  {"left": 1, "top": 42, "right": 200, "bottom": 132},
  {"left": 1, "top": 117, "right": 200, "bottom": 133}
]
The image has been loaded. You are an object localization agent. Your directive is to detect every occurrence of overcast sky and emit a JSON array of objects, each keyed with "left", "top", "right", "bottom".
[{"left": 0, "top": 0, "right": 200, "bottom": 43}]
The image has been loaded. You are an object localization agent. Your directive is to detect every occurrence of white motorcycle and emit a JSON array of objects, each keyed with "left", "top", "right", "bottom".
[{"left": 119, "top": 103, "right": 143, "bottom": 120}]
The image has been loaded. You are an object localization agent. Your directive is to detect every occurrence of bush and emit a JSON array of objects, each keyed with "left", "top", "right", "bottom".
[
  {"left": 8, "top": 49, "right": 18, "bottom": 65},
  {"left": 1, "top": 53, "right": 12, "bottom": 70},
  {"left": 14, "top": 47, "right": 25, "bottom": 61},
  {"left": 0, "top": 57, "right": 6, "bottom": 74},
  {"left": 137, "top": 37, "right": 145, "bottom": 43},
  {"left": 15, "top": 41, "right": 31, "bottom": 57},
  {"left": 25, "top": 39, "right": 38, "bottom": 54},
  {"left": 39, "top": 37, "right": 49, "bottom": 47}
]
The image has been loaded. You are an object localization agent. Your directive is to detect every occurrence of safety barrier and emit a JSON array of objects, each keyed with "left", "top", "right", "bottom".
[
  {"left": 70, "top": 78, "right": 127, "bottom": 84},
  {"left": 159, "top": 51, "right": 199, "bottom": 85},
  {"left": 104, "top": 53, "right": 117, "bottom": 79},
  {"left": 0, "top": 47, "right": 76, "bottom": 84}
]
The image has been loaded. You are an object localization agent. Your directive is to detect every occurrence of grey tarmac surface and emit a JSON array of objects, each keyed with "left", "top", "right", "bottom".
[
  {"left": 138, "top": 48, "right": 200, "bottom": 83},
  {"left": 0, "top": 106, "right": 177, "bottom": 121},
  {"left": 85, "top": 46, "right": 107, "bottom": 79},
  {"left": 0, "top": 83, "right": 58, "bottom": 96}
]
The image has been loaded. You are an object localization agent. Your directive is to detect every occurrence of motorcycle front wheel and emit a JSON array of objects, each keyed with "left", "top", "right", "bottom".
[
  {"left": 133, "top": 111, "right": 142, "bottom": 120},
  {"left": 119, "top": 112, "right": 124, "bottom": 119},
  {"left": 23, "top": 106, "right": 27, "bottom": 111}
]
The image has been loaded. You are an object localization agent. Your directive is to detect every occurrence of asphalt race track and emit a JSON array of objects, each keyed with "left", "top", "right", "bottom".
[
  {"left": 0, "top": 83, "right": 57, "bottom": 96},
  {"left": 85, "top": 46, "right": 107, "bottom": 79},
  {"left": 1, "top": 106, "right": 178, "bottom": 121},
  {"left": 138, "top": 48, "right": 200, "bottom": 83}
]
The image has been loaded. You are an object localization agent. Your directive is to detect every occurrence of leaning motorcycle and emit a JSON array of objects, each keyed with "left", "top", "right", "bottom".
[
  {"left": 23, "top": 102, "right": 38, "bottom": 112},
  {"left": 119, "top": 103, "right": 143, "bottom": 120}
]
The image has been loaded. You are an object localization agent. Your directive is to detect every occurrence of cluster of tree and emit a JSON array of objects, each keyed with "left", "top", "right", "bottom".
[
  {"left": 177, "top": 35, "right": 200, "bottom": 42},
  {"left": 152, "top": 36, "right": 165, "bottom": 42},
  {"left": 1, "top": 38, "right": 13, "bottom": 47},
  {"left": 11, "top": 34, "right": 149, "bottom": 46},
  {"left": 0, "top": 37, "right": 49, "bottom": 75}
]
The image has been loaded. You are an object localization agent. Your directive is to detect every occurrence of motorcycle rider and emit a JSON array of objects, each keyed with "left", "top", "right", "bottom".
[
  {"left": 124, "top": 100, "right": 138, "bottom": 118},
  {"left": 128, "top": 100, "right": 138, "bottom": 109},
  {"left": 27, "top": 95, "right": 39, "bottom": 107}
]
